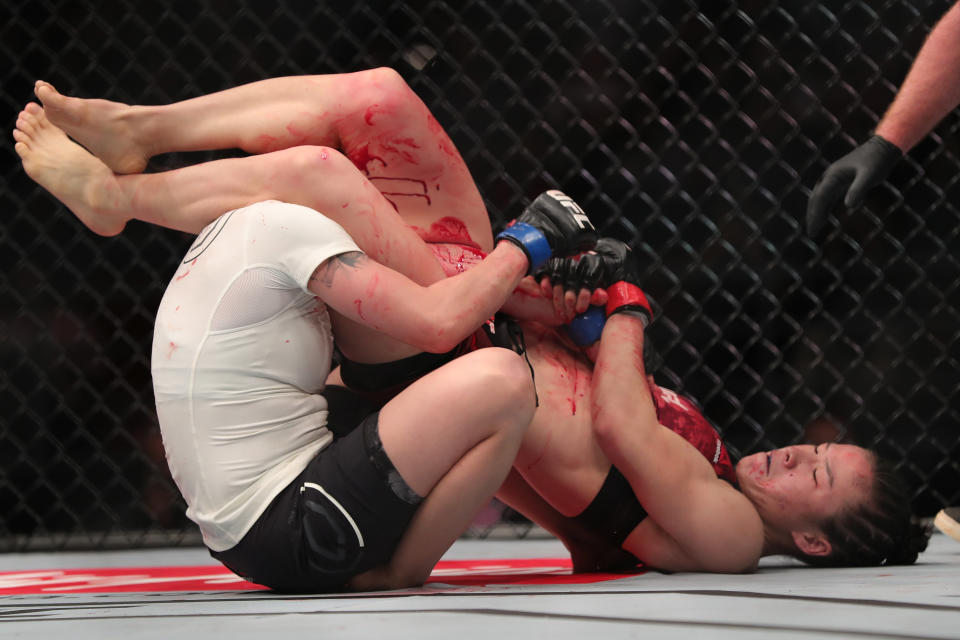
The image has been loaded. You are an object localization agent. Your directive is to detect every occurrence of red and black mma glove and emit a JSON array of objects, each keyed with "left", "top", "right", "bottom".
[
  {"left": 601, "top": 239, "right": 652, "bottom": 324},
  {"left": 496, "top": 190, "right": 598, "bottom": 274},
  {"left": 534, "top": 250, "right": 607, "bottom": 296},
  {"left": 535, "top": 250, "right": 605, "bottom": 343},
  {"left": 564, "top": 238, "right": 653, "bottom": 346}
]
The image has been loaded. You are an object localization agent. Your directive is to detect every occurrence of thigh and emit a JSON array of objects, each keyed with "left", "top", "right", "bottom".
[
  {"left": 375, "top": 348, "right": 532, "bottom": 495},
  {"left": 228, "top": 146, "right": 453, "bottom": 362},
  {"left": 328, "top": 70, "right": 493, "bottom": 252},
  {"left": 251, "top": 146, "right": 448, "bottom": 287},
  {"left": 212, "top": 412, "right": 421, "bottom": 593}
]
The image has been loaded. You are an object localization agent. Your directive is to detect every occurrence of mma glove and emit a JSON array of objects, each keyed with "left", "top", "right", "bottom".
[
  {"left": 534, "top": 244, "right": 608, "bottom": 346},
  {"left": 806, "top": 135, "right": 903, "bottom": 237},
  {"left": 598, "top": 238, "right": 653, "bottom": 323},
  {"left": 554, "top": 238, "right": 653, "bottom": 346},
  {"left": 497, "top": 190, "right": 598, "bottom": 273},
  {"left": 534, "top": 253, "right": 606, "bottom": 294}
]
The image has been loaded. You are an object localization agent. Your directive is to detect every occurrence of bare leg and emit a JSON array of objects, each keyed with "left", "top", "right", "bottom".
[
  {"left": 34, "top": 81, "right": 153, "bottom": 175},
  {"left": 348, "top": 348, "right": 536, "bottom": 590},
  {"left": 15, "top": 109, "right": 453, "bottom": 360},
  {"left": 16, "top": 108, "right": 443, "bottom": 277},
  {"left": 36, "top": 68, "right": 492, "bottom": 249}
]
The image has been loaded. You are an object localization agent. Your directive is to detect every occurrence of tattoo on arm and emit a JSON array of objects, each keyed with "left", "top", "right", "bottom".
[{"left": 309, "top": 251, "right": 367, "bottom": 289}]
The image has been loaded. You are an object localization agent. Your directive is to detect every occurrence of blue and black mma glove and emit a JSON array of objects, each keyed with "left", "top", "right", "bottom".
[{"left": 496, "top": 190, "right": 598, "bottom": 273}]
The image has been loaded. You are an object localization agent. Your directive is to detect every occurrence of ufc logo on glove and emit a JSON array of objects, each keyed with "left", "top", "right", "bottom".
[{"left": 546, "top": 190, "right": 592, "bottom": 229}]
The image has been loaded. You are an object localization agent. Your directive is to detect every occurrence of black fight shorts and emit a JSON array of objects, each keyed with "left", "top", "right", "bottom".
[{"left": 210, "top": 408, "right": 422, "bottom": 593}]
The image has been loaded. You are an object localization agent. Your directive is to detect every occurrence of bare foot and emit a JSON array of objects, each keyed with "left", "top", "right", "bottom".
[
  {"left": 35, "top": 80, "right": 151, "bottom": 174},
  {"left": 14, "top": 104, "right": 130, "bottom": 236}
]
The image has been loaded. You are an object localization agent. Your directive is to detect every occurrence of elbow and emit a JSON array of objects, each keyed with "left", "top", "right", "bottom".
[
  {"left": 591, "top": 409, "right": 630, "bottom": 450},
  {"left": 411, "top": 314, "right": 469, "bottom": 354},
  {"left": 591, "top": 400, "right": 655, "bottom": 455},
  {"left": 701, "top": 552, "right": 759, "bottom": 575},
  {"left": 591, "top": 413, "right": 614, "bottom": 443},
  {"left": 591, "top": 386, "right": 658, "bottom": 444}
]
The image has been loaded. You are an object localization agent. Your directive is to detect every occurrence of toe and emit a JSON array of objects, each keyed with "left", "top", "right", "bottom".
[
  {"left": 16, "top": 113, "right": 34, "bottom": 135},
  {"left": 35, "top": 81, "right": 57, "bottom": 102}
]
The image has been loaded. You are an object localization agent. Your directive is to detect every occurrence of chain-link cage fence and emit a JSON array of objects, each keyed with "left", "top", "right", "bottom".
[{"left": 1, "top": 0, "right": 957, "bottom": 550}]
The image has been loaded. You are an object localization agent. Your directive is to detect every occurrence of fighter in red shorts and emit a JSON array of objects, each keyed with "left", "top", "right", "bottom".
[{"left": 16, "top": 68, "right": 929, "bottom": 576}]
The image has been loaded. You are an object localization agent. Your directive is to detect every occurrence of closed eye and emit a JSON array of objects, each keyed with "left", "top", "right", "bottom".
[{"left": 813, "top": 445, "right": 820, "bottom": 486}]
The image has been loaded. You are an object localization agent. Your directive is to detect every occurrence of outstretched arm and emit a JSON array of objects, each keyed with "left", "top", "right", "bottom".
[
  {"left": 806, "top": 1, "right": 960, "bottom": 235},
  {"left": 875, "top": 1, "right": 960, "bottom": 151}
]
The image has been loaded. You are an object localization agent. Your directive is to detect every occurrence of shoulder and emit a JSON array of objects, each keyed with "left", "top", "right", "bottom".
[
  {"left": 697, "top": 480, "right": 764, "bottom": 572},
  {"left": 652, "top": 385, "right": 738, "bottom": 484},
  {"left": 628, "top": 478, "right": 763, "bottom": 574}
]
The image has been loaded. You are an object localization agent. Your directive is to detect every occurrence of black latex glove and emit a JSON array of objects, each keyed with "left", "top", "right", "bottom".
[{"left": 806, "top": 135, "right": 903, "bottom": 236}]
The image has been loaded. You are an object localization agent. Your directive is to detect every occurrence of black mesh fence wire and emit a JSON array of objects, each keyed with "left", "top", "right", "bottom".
[{"left": 1, "top": 0, "right": 957, "bottom": 550}]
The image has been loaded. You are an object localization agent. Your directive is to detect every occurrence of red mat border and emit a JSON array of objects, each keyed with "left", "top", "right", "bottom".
[{"left": 0, "top": 558, "right": 643, "bottom": 594}]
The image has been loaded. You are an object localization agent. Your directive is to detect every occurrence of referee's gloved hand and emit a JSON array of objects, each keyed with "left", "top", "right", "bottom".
[{"left": 806, "top": 135, "right": 903, "bottom": 237}]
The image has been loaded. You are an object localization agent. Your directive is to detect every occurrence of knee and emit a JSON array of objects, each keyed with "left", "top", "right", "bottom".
[
  {"left": 275, "top": 145, "right": 356, "bottom": 180},
  {"left": 362, "top": 67, "right": 409, "bottom": 92},
  {"left": 359, "top": 67, "right": 412, "bottom": 99},
  {"left": 352, "top": 67, "right": 420, "bottom": 118},
  {"left": 471, "top": 348, "right": 536, "bottom": 429}
]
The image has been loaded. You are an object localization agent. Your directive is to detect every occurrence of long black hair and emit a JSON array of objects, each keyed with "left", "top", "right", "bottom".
[{"left": 799, "top": 454, "right": 932, "bottom": 567}]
